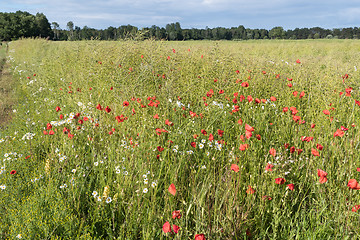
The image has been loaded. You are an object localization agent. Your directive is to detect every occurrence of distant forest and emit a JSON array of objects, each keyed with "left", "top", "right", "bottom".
[{"left": 1, "top": 11, "right": 360, "bottom": 41}]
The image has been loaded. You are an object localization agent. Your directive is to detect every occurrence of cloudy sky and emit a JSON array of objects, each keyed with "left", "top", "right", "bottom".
[{"left": 2, "top": 0, "right": 360, "bottom": 30}]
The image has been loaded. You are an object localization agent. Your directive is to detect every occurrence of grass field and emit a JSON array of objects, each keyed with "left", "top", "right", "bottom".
[
  {"left": 1, "top": 38, "right": 360, "bottom": 239},
  {"left": 0, "top": 42, "right": 14, "bottom": 129}
]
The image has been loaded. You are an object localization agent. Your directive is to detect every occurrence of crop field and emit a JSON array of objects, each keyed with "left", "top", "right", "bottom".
[{"left": 1, "top": 39, "right": 360, "bottom": 239}]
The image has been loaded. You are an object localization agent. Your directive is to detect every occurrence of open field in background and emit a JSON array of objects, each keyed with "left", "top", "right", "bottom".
[{"left": 1, "top": 39, "right": 360, "bottom": 239}]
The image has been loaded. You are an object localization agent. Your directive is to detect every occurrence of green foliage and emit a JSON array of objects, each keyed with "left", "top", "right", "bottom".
[{"left": 0, "top": 11, "right": 52, "bottom": 41}]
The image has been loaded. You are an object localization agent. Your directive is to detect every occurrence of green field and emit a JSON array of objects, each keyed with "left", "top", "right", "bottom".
[{"left": 1, "top": 39, "right": 360, "bottom": 239}]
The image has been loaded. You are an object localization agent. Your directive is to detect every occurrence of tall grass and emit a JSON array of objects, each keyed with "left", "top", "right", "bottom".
[{"left": 0, "top": 39, "right": 360, "bottom": 239}]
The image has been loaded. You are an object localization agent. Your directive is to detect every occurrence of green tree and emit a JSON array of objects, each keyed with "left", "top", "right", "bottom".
[
  {"left": 35, "top": 13, "right": 52, "bottom": 38},
  {"left": 269, "top": 26, "right": 285, "bottom": 39},
  {"left": 67, "top": 21, "right": 74, "bottom": 40},
  {"left": 51, "top": 22, "right": 60, "bottom": 40}
]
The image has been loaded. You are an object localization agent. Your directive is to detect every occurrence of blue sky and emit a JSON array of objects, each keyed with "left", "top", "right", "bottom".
[{"left": 1, "top": 0, "right": 360, "bottom": 30}]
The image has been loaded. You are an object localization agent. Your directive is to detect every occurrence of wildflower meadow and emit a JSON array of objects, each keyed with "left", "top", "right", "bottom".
[{"left": 0, "top": 39, "right": 360, "bottom": 239}]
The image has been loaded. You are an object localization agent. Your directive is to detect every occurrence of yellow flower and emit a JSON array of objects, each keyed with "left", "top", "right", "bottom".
[{"left": 102, "top": 186, "right": 110, "bottom": 199}]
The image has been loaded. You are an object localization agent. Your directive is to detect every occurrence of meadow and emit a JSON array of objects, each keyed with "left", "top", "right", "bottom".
[{"left": 1, "top": 38, "right": 360, "bottom": 239}]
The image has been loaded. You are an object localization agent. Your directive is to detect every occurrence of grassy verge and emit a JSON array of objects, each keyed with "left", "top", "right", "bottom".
[{"left": 0, "top": 42, "right": 15, "bottom": 129}]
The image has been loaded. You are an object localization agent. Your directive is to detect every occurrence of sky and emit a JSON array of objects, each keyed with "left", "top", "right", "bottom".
[{"left": 1, "top": 0, "right": 360, "bottom": 30}]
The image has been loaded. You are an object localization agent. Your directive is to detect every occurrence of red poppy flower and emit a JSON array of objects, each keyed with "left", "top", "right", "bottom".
[
  {"left": 155, "top": 128, "right": 168, "bottom": 136},
  {"left": 189, "top": 111, "right": 197, "bottom": 118},
  {"left": 123, "top": 101, "right": 129, "bottom": 107},
  {"left": 287, "top": 184, "right": 294, "bottom": 190},
  {"left": 348, "top": 179, "right": 360, "bottom": 190},
  {"left": 157, "top": 146, "right": 164, "bottom": 152},
  {"left": 246, "top": 185, "right": 255, "bottom": 194},
  {"left": 241, "top": 82, "right": 249, "bottom": 87},
  {"left": 296, "top": 59, "right": 301, "bottom": 64},
  {"left": 55, "top": 106, "right": 61, "bottom": 112},
  {"left": 334, "top": 129, "right": 345, "bottom": 137},
  {"left": 269, "top": 148, "right": 276, "bottom": 157},
  {"left": 270, "top": 96, "right": 277, "bottom": 101},
  {"left": 153, "top": 114, "right": 159, "bottom": 119},
  {"left": 287, "top": 83, "right": 293, "bottom": 87},
  {"left": 357, "top": 168, "right": 360, "bottom": 172},
  {"left": 256, "top": 134, "right": 261, "bottom": 140},
  {"left": 299, "top": 91, "right": 305, "bottom": 98},
  {"left": 206, "top": 89, "right": 214, "bottom": 97},
  {"left": 46, "top": 123, "right": 52, "bottom": 130},
  {"left": 245, "top": 131, "right": 252, "bottom": 139},
  {"left": 96, "top": 104, "right": 103, "bottom": 110},
  {"left": 162, "top": 221, "right": 171, "bottom": 233},
  {"left": 311, "top": 148, "right": 320, "bottom": 157},
  {"left": 352, "top": 205, "right": 360, "bottom": 212},
  {"left": 165, "top": 119, "right": 174, "bottom": 126},
  {"left": 231, "top": 164, "right": 240, "bottom": 172},
  {"left": 262, "top": 195, "right": 272, "bottom": 201},
  {"left": 195, "top": 234, "right": 206, "bottom": 240},
  {"left": 201, "top": 129, "right": 207, "bottom": 135},
  {"left": 218, "top": 129, "right": 224, "bottom": 137},
  {"left": 245, "top": 124, "right": 254, "bottom": 132},
  {"left": 289, "top": 146, "right": 295, "bottom": 153},
  {"left": 317, "top": 169, "right": 328, "bottom": 183},
  {"left": 218, "top": 89, "right": 224, "bottom": 94},
  {"left": 316, "top": 144, "right": 323, "bottom": 150},
  {"left": 275, "top": 178, "right": 286, "bottom": 185},
  {"left": 293, "top": 116, "right": 301, "bottom": 123},
  {"left": 238, "top": 118, "right": 243, "bottom": 125},
  {"left": 168, "top": 183, "right": 176, "bottom": 195},
  {"left": 300, "top": 136, "right": 313, "bottom": 142},
  {"left": 341, "top": 126, "right": 349, "bottom": 131},
  {"left": 322, "top": 109, "right": 330, "bottom": 115},
  {"left": 265, "top": 163, "right": 274, "bottom": 172},
  {"left": 172, "top": 224, "right": 180, "bottom": 234},
  {"left": 190, "top": 142, "right": 196, "bottom": 148},
  {"left": 172, "top": 210, "right": 181, "bottom": 219},
  {"left": 290, "top": 107, "right": 298, "bottom": 115},
  {"left": 239, "top": 135, "right": 245, "bottom": 142},
  {"left": 63, "top": 127, "right": 70, "bottom": 134},
  {"left": 49, "top": 130, "right": 55, "bottom": 135},
  {"left": 105, "top": 106, "right": 111, "bottom": 113},
  {"left": 10, "top": 170, "right": 16, "bottom": 175},
  {"left": 293, "top": 91, "right": 298, "bottom": 97},
  {"left": 239, "top": 144, "right": 249, "bottom": 151},
  {"left": 208, "top": 133, "right": 214, "bottom": 141},
  {"left": 283, "top": 107, "right": 289, "bottom": 113},
  {"left": 247, "top": 95, "right": 253, "bottom": 102}
]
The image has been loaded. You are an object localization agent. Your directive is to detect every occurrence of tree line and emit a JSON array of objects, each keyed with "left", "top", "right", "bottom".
[{"left": 1, "top": 11, "right": 360, "bottom": 41}]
